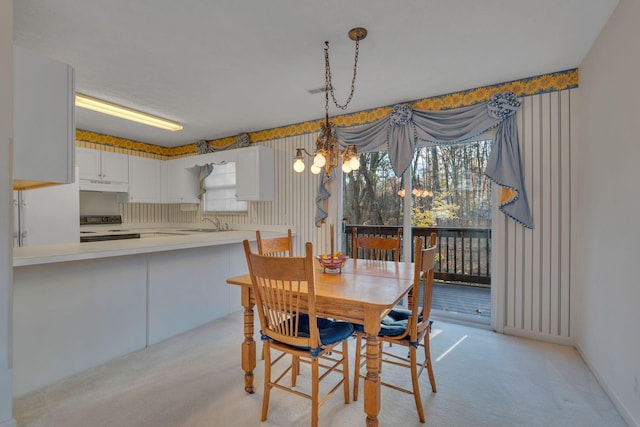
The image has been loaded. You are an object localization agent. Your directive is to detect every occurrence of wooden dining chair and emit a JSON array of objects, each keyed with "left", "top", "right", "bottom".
[
  {"left": 242, "top": 240, "right": 353, "bottom": 427},
  {"left": 352, "top": 226, "right": 402, "bottom": 261},
  {"left": 255, "top": 229, "right": 294, "bottom": 360},
  {"left": 352, "top": 233, "right": 438, "bottom": 423},
  {"left": 256, "top": 229, "right": 293, "bottom": 257},
  {"left": 352, "top": 226, "right": 403, "bottom": 353}
]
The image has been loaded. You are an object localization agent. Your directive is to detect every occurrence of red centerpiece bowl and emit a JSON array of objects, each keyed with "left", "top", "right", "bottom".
[{"left": 315, "top": 255, "right": 349, "bottom": 272}]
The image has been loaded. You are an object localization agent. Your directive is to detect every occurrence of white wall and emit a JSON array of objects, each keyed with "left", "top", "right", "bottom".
[
  {"left": 0, "top": 0, "right": 16, "bottom": 425},
  {"left": 575, "top": 0, "right": 640, "bottom": 425}
]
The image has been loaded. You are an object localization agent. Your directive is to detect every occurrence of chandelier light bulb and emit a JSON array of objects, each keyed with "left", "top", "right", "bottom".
[
  {"left": 342, "top": 162, "right": 352, "bottom": 173},
  {"left": 313, "top": 153, "right": 327, "bottom": 168},
  {"left": 349, "top": 156, "right": 360, "bottom": 170},
  {"left": 293, "top": 158, "right": 305, "bottom": 173},
  {"left": 310, "top": 164, "right": 322, "bottom": 174}
]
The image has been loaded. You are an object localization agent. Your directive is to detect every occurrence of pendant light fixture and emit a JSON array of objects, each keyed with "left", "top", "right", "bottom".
[{"left": 293, "top": 27, "right": 366, "bottom": 177}]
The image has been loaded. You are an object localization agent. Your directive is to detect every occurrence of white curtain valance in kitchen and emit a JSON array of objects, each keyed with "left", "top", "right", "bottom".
[{"left": 315, "top": 91, "right": 533, "bottom": 229}]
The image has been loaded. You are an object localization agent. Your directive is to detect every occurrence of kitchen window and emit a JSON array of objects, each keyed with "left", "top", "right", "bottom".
[{"left": 202, "top": 162, "right": 248, "bottom": 212}]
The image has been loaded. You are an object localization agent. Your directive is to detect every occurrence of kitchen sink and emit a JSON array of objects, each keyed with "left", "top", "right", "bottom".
[{"left": 176, "top": 228, "right": 220, "bottom": 233}]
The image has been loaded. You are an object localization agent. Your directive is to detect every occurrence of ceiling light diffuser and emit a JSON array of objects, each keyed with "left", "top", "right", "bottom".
[{"left": 75, "top": 93, "right": 183, "bottom": 131}]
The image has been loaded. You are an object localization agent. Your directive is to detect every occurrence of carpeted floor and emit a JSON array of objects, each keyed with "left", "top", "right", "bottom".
[{"left": 13, "top": 310, "right": 627, "bottom": 427}]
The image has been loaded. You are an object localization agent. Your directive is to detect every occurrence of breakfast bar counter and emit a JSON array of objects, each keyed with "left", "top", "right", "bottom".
[
  {"left": 12, "top": 225, "right": 291, "bottom": 397},
  {"left": 13, "top": 225, "right": 289, "bottom": 267}
]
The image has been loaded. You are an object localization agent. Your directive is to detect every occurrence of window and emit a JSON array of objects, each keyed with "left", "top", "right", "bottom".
[
  {"left": 343, "top": 150, "right": 402, "bottom": 226},
  {"left": 202, "top": 162, "right": 248, "bottom": 212},
  {"left": 343, "top": 139, "right": 493, "bottom": 228},
  {"left": 411, "top": 141, "right": 492, "bottom": 228}
]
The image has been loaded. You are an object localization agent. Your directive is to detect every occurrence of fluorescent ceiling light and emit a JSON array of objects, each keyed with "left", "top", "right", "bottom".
[{"left": 75, "top": 93, "right": 183, "bottom": 131}]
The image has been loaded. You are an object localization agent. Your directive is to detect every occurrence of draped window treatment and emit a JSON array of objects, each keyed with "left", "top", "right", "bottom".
[
  {"left": 198, "top": 164, "right": 214, "bottom": 200},
  {"left": 315, "top": 91, "right": 533, "bottom": 229}
]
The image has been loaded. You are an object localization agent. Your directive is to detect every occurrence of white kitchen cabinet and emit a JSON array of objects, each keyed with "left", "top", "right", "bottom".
[
  {"left": 235, "top": 145, "right": 274, "bottom": 201},
  {"left": 162, "top": 157, "right": 200, "bottom": 204},
  {"left": 123, "top": 156, "right": 162, "bottom": 203},
  {"left": 13, "top": 46, "right": 75, "bottom": 190},
  {"left": 76, "top": 148, "right": 130, "bottom": 190}
]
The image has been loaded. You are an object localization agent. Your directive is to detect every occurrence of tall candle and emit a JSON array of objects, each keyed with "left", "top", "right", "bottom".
[{"left": 330, "top": 223, "right": 334, "bottom": 258}]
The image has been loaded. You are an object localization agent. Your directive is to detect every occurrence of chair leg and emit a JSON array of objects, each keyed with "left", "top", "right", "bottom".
[
  {"left": 311, "top": 357, "right": 319, "bottom": 427},
  {"left": 292, "top": 355, "right": 299, "bottom": 386},
  {"left": 262, "top": 343, "right": 272, "bottom": 421},
  {"left": 352, "top": 333, "right": 362, "bottom": 401},
  {"left": 424, "top": 331, "right": 437, "bottom": 393},
  {"left": 409, "top": 345, "right": 425, "bottom": 423},
  {"left": 341, "top": 340, "right": 350, "bottom": 403}
]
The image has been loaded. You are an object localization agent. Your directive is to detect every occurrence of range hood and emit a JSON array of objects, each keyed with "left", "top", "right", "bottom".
[{"left": 79, "top": 179, "right": 128, "bottom": 193}]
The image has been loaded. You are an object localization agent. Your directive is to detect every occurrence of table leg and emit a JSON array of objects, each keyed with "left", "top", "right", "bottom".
[
  {"left": 241, "top": 286, "right": 256, "bottom": 393},
  {"left": 363, "top": 311, "right": 382, "bottom": 427}
]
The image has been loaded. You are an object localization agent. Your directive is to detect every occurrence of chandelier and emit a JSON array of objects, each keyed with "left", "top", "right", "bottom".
[{"left": 293, "top": 27, "right": 367, "bottom": 178}]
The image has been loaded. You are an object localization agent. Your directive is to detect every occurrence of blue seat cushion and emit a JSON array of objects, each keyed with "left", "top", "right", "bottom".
[
  {"left": 354, "top": 307, "right": 424, "bottom": 337},
  {"left": 295, "top": 313, "right": 354, "bottom": 345},
  {"left": 263, "top": 314, "right": 354, "bottom": 350}
]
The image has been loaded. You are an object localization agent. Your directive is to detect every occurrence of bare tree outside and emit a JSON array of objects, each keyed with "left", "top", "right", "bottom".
[
  {"left": 343, "top": 150, "right": 403, "bottom": 225},
  {"left": 343, "top": 140, "right": 493, "bottom": 228}
]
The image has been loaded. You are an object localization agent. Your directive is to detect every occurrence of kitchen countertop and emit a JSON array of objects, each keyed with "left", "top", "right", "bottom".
[{"left": 14, "top": 224, "right": 291, "bottom": 267}]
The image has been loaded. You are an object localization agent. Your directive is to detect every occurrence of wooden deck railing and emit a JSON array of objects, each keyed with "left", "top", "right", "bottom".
[{"left": 344, "top": 225, "right": 491, "bottom": 286}]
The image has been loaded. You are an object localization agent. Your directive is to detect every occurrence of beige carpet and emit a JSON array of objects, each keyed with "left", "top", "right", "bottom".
[{"left": 13, "top": 311, "right": 627, "bottom": 427}]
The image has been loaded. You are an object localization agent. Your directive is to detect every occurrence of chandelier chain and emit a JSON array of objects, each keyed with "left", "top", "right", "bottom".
[{"left": 324, "top": 38, "right": 360, "bottom": 112}]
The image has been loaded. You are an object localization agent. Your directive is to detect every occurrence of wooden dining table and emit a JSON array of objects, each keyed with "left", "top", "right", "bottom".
[{"left": 226, "top": 257, "right": 415, "bottom": 427}]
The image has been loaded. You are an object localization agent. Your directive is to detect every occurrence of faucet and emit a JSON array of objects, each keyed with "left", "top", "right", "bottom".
[{"left": 202, "top": 216, "right": 221, "bottom": 230}]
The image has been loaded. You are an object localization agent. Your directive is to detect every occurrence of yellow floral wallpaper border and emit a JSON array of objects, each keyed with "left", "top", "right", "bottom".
[{"left": 76, "top": 68, "right": 578, "bottom": 157}]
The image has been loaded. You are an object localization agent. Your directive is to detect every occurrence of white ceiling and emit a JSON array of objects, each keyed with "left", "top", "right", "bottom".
[{"left": 14, "top": 0, "right": 618, "bottom": 148}]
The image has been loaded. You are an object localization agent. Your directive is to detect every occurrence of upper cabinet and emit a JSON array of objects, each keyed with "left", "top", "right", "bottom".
[
  {"left": 73, "top": 146, "right": 273, "bottom": 205},
  {"left": 235, "top": 146, "right": 274, "bottom": 201},
  {"left": 163, "top": 157, "right": 200, "bottom": 204},
  {"left": 13, "top": 46, "right": 75, "bottom": 190},
  {"left": 76, "top": 148, "right": 129, "bottom": 192},
  {"left": 123, "top": 156, "right": 162, "bottom": 203}
]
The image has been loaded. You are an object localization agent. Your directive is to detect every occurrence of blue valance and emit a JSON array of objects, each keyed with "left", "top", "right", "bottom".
[{"left": 317, "top": 91, "right": 533, "bottom": 228}]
